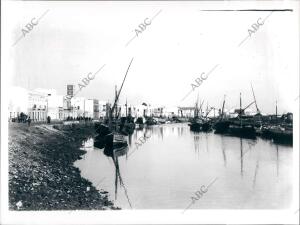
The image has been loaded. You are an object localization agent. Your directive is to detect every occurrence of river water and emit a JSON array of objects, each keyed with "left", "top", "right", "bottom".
[{"left": 74, "top": 123, "right": 293, "bottom": 209}]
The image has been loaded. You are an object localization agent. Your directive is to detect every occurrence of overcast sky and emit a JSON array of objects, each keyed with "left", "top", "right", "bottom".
[{"left": 4, "top": 1, "right": 299, "bottom": 114}]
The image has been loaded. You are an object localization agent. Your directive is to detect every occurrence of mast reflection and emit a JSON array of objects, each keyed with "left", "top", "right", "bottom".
[
  {"left": 193, "top": 134, "right": 200, "bottom": 157},
  {"left": 159, "top": 126, "right": 164, "bottom": 140},
  {"left": 205, "top": 133, "right": 209, "bottom": 153},
  {"left": 240, "top": 138, "right": 244, "bottom": 177},
  {"left": 221, "top": 136, "right": 227, "bottom": 167},
  {"left": 103, "top": 145, "right": 132, "bottom": 208},
  {"left": 252, "top": 160, "right": 259, "bottom": 189},
  {"left": 276, "top": 144, "right": 279, "bottom": 177}
]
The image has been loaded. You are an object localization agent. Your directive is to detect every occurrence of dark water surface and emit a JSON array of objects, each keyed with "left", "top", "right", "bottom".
[{"left": 74, "top": 123, "right": 293, "bottom": 209}]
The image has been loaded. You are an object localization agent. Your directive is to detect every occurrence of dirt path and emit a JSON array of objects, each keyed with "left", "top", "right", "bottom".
[{"left": 9, "top": 122, "right": 118, "bottom": 210}]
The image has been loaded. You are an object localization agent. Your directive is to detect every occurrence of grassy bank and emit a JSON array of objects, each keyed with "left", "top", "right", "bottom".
[{"left": 9, "top": 122, "right": 117, "bottom": 210}]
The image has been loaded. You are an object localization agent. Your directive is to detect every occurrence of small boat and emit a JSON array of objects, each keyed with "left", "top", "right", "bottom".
[
  {"left": 145, "top": 117, "right": 157, "bottom": 126},
  {"left": 135, "top": 117, "right": 144, "bottom": 129},
  {"left": 189, "top": 118, "right": 202, "bottom": 132},
  {"left": 262, "top": 125, "right": 293, "bottom": 145},
  {"left": 156, "top": 117, "right": 167, "bottom": 124}
]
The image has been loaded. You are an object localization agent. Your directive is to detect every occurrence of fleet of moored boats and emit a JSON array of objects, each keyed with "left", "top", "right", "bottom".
[
  {"left": 188, "top": 90, "right": 293, "bottom": 145},
  {"left": 93, "top": 59, "right": 293, "bottom": 153}
]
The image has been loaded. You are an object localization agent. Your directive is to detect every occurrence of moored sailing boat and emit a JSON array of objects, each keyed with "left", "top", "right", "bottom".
[
  {"left": 94, "top": 58, "right": 134, "bottom": 149},
  {"left": 189, "top": 97, "right": 203, "bottom": 132},
  {"left": 201, "top": 104, "right": 213, "bottom": 132},
  {"left": 227, "top": 93, "right": 256, "bottom": 139},
  {"left": 261, "top": 101, "right": 293, "bottom": 145},
  {"left": 214, "top": 96, "right": 230, "bottom": 134}
]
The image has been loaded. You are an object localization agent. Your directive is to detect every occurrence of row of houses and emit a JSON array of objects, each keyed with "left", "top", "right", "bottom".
[
  {"left": 12, "top": 85, "right": 282, "bottom": 123},
  {"left": 8, "top": 86, "right": 197, "bottom": 122},
  {"left": 8, "top": 87, "right": 106, "bottom": 122}
]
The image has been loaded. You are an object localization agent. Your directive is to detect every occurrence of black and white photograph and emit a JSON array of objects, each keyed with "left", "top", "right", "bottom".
[{"left": 1, "top": 0, "right": 299, "bottom": 224}]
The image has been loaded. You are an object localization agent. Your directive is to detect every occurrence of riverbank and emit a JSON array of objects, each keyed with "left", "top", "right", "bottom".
[{"left": 9, "top": 122, "right": 118, "bottom": 210}]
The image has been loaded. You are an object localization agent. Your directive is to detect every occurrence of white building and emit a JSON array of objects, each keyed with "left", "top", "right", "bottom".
[
  {"left": 164, "top": 106, "right": 179, "bottom": 117},
  {"left": 69, "top": 97, "right": 94, "bottom": 118},
  {"left": 8, "top": 86, "right": 29, "bottom": 120},
  {"left": 98, "top": 101, "right": 107, "bottom": 118},
  {"left": 34, "top": 88, "right": 64, "bottom": 120},
  {"left": 27, "top": 90, "right": 48, "bottom": 121},
  {"left": 85, "top": 99, "right": 94, "bottom": 118}
]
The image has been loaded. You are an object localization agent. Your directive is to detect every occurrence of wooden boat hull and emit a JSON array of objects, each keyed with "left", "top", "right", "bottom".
[
  {"left": 189, "top": 122, "right": 212, "bottom": 132},
  {"left": 189, "top": 122, "right": 201, "bottom": 132},
  {"left": 105, "top": 132, "right": 128, "bottom": 148},
  {"left": 120, "top": 122, "right": 135, "bottom": 135},
  {"left": 201, "top": 122, "right": 212, "bottom": 132},
  {"left": 103, "top": 145, "right": 129, "bottom": 158},
  {"left": 94, "top": 134, "right": 107, "bottom": 149},
  {"left": 264, "top": 126, "right": 293, "bottom": 145},
  {"left": 227, "top": 125, "right": 256, "bottom": 139},
  {"left": 214, "top": 121, "right": 230, "bottom": 134}
]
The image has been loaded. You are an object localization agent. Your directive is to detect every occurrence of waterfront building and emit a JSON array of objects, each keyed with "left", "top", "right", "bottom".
[
  {"left": 33, "top": 88, "right": 64, "bottom": 120},
  {"left": 27, "top": 90, "right": 48, "bottom": 122},
  {"left": 85, "top": 99, "right": 94, "bottom": 118},
  {"left": 99, "top": 101, "right": 107, "bottom": 118},
  {"left": 164, "top": 106, "right": 179, "bottom": 118},
  {"left": 8, "top": 86, "right": 29, "bottom": 120},
  {"left": 70, "top": 97, "right": 85, "bottom": 118},
  {"left": 178, "top": 107, "right": 194, "bottom": 118},
  {"left": 93, "top": 99, "right": 100, "bottom": 119}
]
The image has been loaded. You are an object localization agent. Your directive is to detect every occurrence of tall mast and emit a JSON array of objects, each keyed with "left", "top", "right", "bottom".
[
  {"left": 221, "top": 95, "right": 226, "bottom": 119},
  {"left": 206, "top": 102, "right": 209, "bottom": 121},
  {"left": 115, "top": 85, "right": 118, "bottom": 118},
  {"left": 195, "top": 101, "right": 198, "bottom": 118},
  {"left": 251, "top": 83, "right": 259, "bottom": 114},
  {"left": 111, "top": 58, "right": 134, "bottom": 114},
  {"left": 240, "top": 92, "right": 242, "bottom": 115},
  {"left": 195, "top": 94, "right": 199, "bottom": 118},
  {"left": 200, "top": 100, "right": 204, "bottom": 118}
]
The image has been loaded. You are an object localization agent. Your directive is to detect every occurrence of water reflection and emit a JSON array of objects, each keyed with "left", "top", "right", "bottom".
[
  {"left": 103, "top": 146, "right": 132, "bottom": 208},
  {"left": 80, "top": 138, "right": 94, "bottom": 151},
  {"left": 205, "top": 133, "right": 209, "bottom": 153},
  {"left": 276, "top": 145, "right": 279, "bottom": 177},
  {"left": 128, "top": 133, "right": 133, "bottom": 147},
  {"left": 193, "top": 134, "right": 200, "bottom": 154},
  {"left": 240, "top": 138, "right": 244, "bottom": 177},
  {"left": 159, "top": 126, "right": 164, "bottom": 140},
  {"left": 75, "top": 123, "right": 293, "bottom": 209},
  {"left": 252, "top": 160, "right": 260, "bottom": 189},
  {"left": 221, "top": 136, "right": 227, "bottom": 167}
]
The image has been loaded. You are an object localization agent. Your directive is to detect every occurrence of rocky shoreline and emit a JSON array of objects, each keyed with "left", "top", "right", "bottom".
[{"left": 9, "top": 122, "right": 118, "bottom": 210}]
